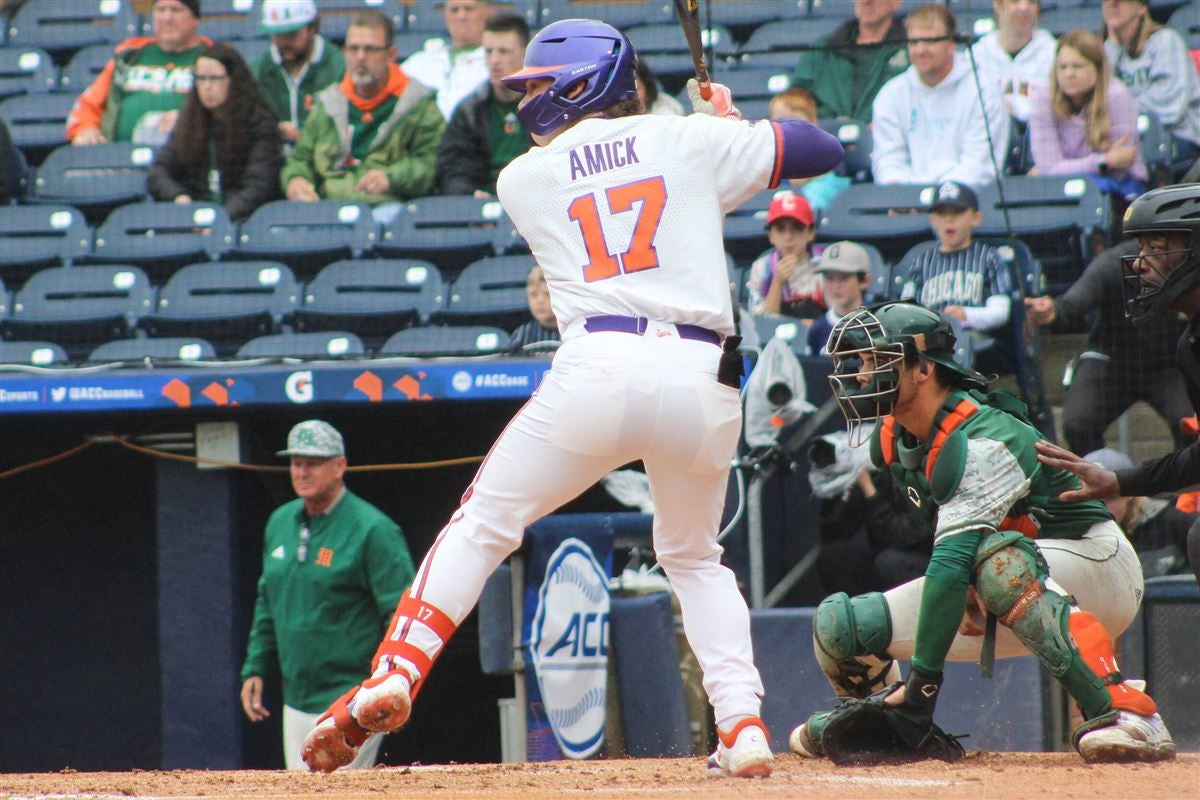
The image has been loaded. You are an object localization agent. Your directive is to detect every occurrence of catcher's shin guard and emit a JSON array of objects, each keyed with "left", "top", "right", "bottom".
[
  {"left": 302, "top": 685, "right": 371, "bottom": 773},
  {"left": 813, "top": 591, "right": 899, "bottom": 698}
]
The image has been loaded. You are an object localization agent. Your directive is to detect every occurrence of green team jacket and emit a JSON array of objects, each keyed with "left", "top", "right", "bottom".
[
  {"left": 871, "top": 389, "right": 1112, "bottom": 672},
  {"left": 790, "top": 19, "right": 910, "bottom": 122},
  {"left": 251, "top": 35, "right": 345, "bottom": 132},
  {"left": 279, "top": 79, "right": 444, "bottom": 205},
  {"left": 240, "top": 489, "right": 415, "bottom": 713}
]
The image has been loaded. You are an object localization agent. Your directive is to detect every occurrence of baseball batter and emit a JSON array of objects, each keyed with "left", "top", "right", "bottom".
[
  {"left": 301, "top": 18, "right": 844, "bottom": 777},
  {"left": 789, "top": 301, "right": 1175, "bottom": 764}
]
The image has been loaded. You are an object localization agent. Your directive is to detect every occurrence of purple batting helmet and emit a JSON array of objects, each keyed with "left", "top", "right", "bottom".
[{"left": 501, "top": 18, "right": 638, "bottom": 136}]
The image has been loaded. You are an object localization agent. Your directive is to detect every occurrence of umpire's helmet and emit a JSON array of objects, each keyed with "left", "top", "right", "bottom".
[
  {"left": 501, "top": 19, "right": 638, "bottom": 136},
  {"left": 1122, "top": 184, "right": 1200, "bottom": 320}
]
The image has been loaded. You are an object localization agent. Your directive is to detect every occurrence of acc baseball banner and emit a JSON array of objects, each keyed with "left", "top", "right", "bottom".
[
  {"left": 522, "top": 518, "right": 614, "bottom": 761},
  {"left": 0, "top": 358, "right": 553, "bottom": 414}
]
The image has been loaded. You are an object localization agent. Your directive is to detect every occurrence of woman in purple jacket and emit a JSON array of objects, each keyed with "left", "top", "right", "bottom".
[{"left": 1029, "top": 29, "right": 1146, "bottom": 201}]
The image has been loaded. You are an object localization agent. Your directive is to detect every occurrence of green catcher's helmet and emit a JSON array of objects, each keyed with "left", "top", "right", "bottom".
[{"left": 826, "top": 301, "right": 987, "bottom": 445}]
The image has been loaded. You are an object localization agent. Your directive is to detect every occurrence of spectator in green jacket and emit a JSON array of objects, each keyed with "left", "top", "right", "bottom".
[
  {"left": 791, "top": 0, "right": 910, "bottom": 121},
  {"left": 253, "top": 0, "right": 345, "bottom": 146},
  {"left": 281, "top": 9, "right": 445, "bottom": 221},
  {"left": 240, "top": 420, "right": 415, "bottom": 770}
]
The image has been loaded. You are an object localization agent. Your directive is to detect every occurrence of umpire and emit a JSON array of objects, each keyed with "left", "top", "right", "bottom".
[{"left": 239, "top": 420, "right": 415, "bottom": 768}]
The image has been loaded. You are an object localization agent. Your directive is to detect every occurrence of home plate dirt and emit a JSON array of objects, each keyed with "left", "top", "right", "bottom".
[{"left": 1, "top": 753, "right": 1196, "bottom": 800}]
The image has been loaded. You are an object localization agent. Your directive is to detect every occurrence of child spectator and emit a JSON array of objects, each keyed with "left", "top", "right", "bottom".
[
  {"left": 807, "top": 241, "right": 873, "bottom": 355},
  {"left": 1029, "top": 30, "right": 1146, "bottom": 201},
  {"left": 746, "top": 192, "right": 824, "bottom": 318},
  {"left": 508, "top": 265, "right": 560, "bottom": 353},
  {"left": 636, "top": 60, "right": 683, "bottom": 116},
  {"left": 148, "top": 43, "right": 283, "bottom": 222},
  {"left": 769, "top": 87, "right": 849, "bottom": 214},
  {"left": 900, "top": 181, "right": 1013, "bottom": 356}
]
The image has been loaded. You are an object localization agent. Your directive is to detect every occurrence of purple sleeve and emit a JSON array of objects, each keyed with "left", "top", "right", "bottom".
[{"left": 771, "top": 119, "right": 845, "bottom": 184}]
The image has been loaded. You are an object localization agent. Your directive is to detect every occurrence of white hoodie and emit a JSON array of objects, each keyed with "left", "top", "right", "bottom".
[
  {"left": 871, "top": 51, "right": 1011, "bottom": 187},
  {"left": 971, "top": 28, "right": 1057, "bottom": 123}
]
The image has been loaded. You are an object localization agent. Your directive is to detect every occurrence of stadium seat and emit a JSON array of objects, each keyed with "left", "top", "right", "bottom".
[
  {"left": 1138, "top": 111, "right": 1176, "bottom": 185},
  {"left": 5, "top": 0, "right": 141, "bottom": 60},
  {"left": 723, "top": 213, "right": 771, "bottom": 266},
  {"left": 379, "top": 324, "right": 509, "bottom": 358},
  {"left": 0, "top": 264, "right": 154, "bottom": 360},
  {"left": 0, "top": 91, "right": 74, "bottom": 163},
  {"left": 139, "top": 261, "right": 299, "bottom": 356},
  {"left": 815, "top": 182, "right": 938, "bottom": 264},
  {"left": 735, "top": 97, "right": 772, "bottom": 120},
  {"left": 311, "top": 0, "right": 405, "bottom": 44},
  {"left": 0, "top": 204, "right": 92, "bottom": 284},
  {"left": 707, "top": 67, "right": 791, "bottom": 102},
  {"left": 430, "top": 253, "right": 535, "bottom": 330},
  {"left": 1038, "top": 4, "right": 1103, "bottom": 36},
  {"left": 625, "top": 22, "right": 738, "bottom": 61},
  {"left": 0, "top": 45, "right": 57, "bottom": 98},
  {"left": 0, "top": 275, "right": 7, "bottom": 318},
  {"left": 236, "top": 330, "right": 365, "bottom": 359},
  {"left": 705, "top": 0, "right": 804, "bottom": 43},
  {"left": 88, "top": 336, "right": 217, "bottom": 363},
  {"left": 1170, "top": 2, "right": 1200, "bottom": 36},
  {"left": 191, "top": 0, "right": 262, "bottom": 41},
  {"left": 740, "top": 17, "right": 847, "bottom": 56},
  {"left": 0, "top": 338, "right": 68, "bottom": 365},
  {"left": 89, "top": 201, "right": 235, "bottom": 282},
  {"left": 537, "top": 1, "right": 673, "bottom": 29},
  {"left": 292, "top": 258, "right": 445, "bottom": 348},
  {"left": 29, "top": 142, "right": 154, "bottom": 223},
  {"left": 817, "top": 118, "right": 873, "bottom": 182},
  {"left": 59, "top": 43, "right": 116, "bottom": 92},
  {"left": 229, "top": 37, "right": 271, "bottom": 67},
  {"left": 376, "top": 195, "right": 511, "bottom": 279},
  {"left": 232, "top": 199, "right": 376, "bottom": 280}
]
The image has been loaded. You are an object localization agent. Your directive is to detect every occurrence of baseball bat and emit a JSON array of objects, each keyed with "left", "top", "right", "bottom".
[{"left": 672, "top": 0, "right": 712, "bottom": 100}]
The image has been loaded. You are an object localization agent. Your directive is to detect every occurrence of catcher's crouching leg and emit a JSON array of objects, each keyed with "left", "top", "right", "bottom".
[{"left": 974, "top": 534, "right": 1174, "bottom": 762}]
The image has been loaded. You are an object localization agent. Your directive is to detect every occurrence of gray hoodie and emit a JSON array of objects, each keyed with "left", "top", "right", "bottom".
[{"left": 1105, "top": 26, "right": 1200, "bottom": 147}]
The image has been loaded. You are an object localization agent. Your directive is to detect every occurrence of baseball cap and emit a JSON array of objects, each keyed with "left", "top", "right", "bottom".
[
  {"left": 765, "top": 192, "right": 814, "bottom": 228},
  {"left": 261, "top": 0, "right": 317, "bottom": 34},
  {"left": 157, "top": 0, "right": 201, "bottom": 17},
  {"left": 816, "top": 241, "right": 871, "bottom": 274},
  {"left": 1083, "top": 447, "right": 1134, "bottom": 473},
  {"left": 277, "top": 420, "right": 345, "bottom": 458},
  {"left": 929, "top": 181, "right": 979, "bottom": 213}
]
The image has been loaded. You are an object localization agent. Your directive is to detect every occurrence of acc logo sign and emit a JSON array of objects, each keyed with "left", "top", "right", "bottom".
[
  {"left": 284, "top": 370, "right": 313, "bottom": 403},
  {"left": 531, "top": 537, "right": 609, "bottom": 759}
]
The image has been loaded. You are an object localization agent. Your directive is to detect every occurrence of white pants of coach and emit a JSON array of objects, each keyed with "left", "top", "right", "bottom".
[{"left": 284, "top": 705, "right": 383, "bottom": 770}]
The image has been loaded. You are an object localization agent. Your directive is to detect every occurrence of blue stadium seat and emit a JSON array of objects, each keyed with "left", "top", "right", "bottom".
[
  {"left": 311, "top": 0, "right": 405, "bottom": 44},
  {"left": 0, "top": 338, "right": 68, "bottom": 365},
  {"left": 379, "top": 324, "right": 509, "bottom": 358},
  {"left": 0, "top": 204, "right": 92, "bottom": 283},
  {"left": 1138, "top": 111, "right": 1176, "bottom": 184},
  {"left": 707, "top": 67, "right": 791, "bottom": 102},
  {"left": 740, "top": 17, "right": 846, "bottom": 55},
  {"left": 0, "top": 91, "right": 74, "bottom": 164},
  {"left": 537, "top": 1, "right": 673, "bottom": 30},
  {"left": 818, "top": 118, "right": 873, "bottom": 182},
  {"left": 193, "top": 0, "right": 262, "bottom": 41},
  {"left": 292, "top": 258, "right": 445, "bottom": 347},
  {"left": 1170, "top": 2, "right": 1200, "bottom": 35},
  {"left": 0, "top": 274, "right": 7, "bottom": 318},
  {"left": 232, "top": 199, "right": 376, "bottom": 280},
  {"left": 625, "top": 22, "right": 738, "bottom": 61},
  {"left": 229, "top": 37, "right": 271, "bottom": 67},
  {"left": 139, "top": 261, "right": 299, "bottom": 355},
  {"left": 815, "top": 182, "right": 937, "bottom": 264},
  {"left": 1037, "top": 4, "right": 1104, "bottom": 36},
  {"left": 0, "top": 45, "right": 57, "bottom": 98},
  {"left": 59, "top": 43, "right": 116, "bottom": 92},
  {"left": 735, "top": 97, "right": 772, "bottom": 120},
  {"left": 430, "top": 253, "right": 535, "bottom": 330},
  {"left": 377, "top": 195, "right": 511, "bottom": 279},
  {"left": 705, "top": 0, "right": 805, "bottom": 42},
  {"left": 722, "top": 214, "right": 771, "bottom": 267},
  {"left": 393, "top": 30, "right": 437, "bottom": 61},
  {"left": 236, "top": 330, "right": 365, "bottom": 359},
  {"left": 30, "top": 142, "right": 154, "bottom": 222},
  {"left": 1, "top": 264, "right": 154, "bottom": 359},
  {"left": 5, "top": 0, "right": 141, "bottom": 60},
  {"left": 88, "top": 336, "right": 217, "bottom": 363},
  {"left": 90, "top": 201, "right": 235, "bottom": 282}
]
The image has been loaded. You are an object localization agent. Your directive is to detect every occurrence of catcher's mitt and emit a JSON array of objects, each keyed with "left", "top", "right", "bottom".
[{"left": 820, "top": 684, "right": 966, "bottom": 766}]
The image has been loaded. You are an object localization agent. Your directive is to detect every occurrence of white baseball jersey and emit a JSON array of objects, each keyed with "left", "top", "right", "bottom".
[{"left": 498, "top": 114, "right": 781, "bottom": 337}]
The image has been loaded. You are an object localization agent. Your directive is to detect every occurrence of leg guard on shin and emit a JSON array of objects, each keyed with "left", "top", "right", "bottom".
[
  {"left": 372, "top": 590, "right": 458, "bottom": 700},
  {"left": 974, "top": 539, "right": 1156, "bottom": 720},
  {"left": 813, "top": 591, "right": 899, "bottom": 699}
]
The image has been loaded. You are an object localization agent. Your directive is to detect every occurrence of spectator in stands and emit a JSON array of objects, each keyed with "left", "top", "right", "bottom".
[
  {"left": 281, "top": 10, "right": 445, "bottom": 221},
  {"left": 746, "top": 192, "right": 825, "bottom": 318},
  {"left": 508, "top": 265, "right": 560, "bottom": 353},
  {"left": 900, "top": 181, "right": 1012, "bottom": 354},
  {"left": 807, "top": 241, "right": 873, "bottom": 356},
  {"left": 148, "top": 44, "right": 282, "bottom": 222},
  {"left": 402, "top": 0, "right": 492, "bottom": 121},
  {"left": 435, "top": 13, "right": 532, "bottom": 197},
  {"left": 791, "top": 0, "right": 909, "bottom": 121},
  {"left": 0, "top": 119, "right": 29, "bottom": 203},
  {"left": 769, "top": 87, "right": 850, "bottom": 214},
  {"left": 1102, "top": 0, "right": 1200, "bottom": 165},
  {"left": 971, "top": 0, "right": 1056, "bottom": 124},
  {"left": 636, "top": 60, "right": 683, "bottom": 116},
  {"left": 240, "top": 420, "right": 415, "bottom": 770},
  {"left": 66, "top": 0, "right": 209, "bottom": 146},
  {"left": 1029, "top": 30, "right": 1146, "bottom": 202},
  {"left": 253, "top": 0, "right": 345, "bottom": 146},
  {"left": 871, "top": 4, "right": 1009, "bottom": 186},
  {"left": 1024, "top": 239, "right": 1191, "bottom": 455}
]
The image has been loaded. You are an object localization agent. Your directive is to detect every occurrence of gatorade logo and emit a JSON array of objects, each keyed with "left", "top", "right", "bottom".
[{"left": 285, "top": 371, "right": 314, "bottom": 403}]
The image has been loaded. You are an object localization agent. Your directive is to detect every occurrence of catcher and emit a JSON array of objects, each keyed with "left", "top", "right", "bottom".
[{"left": 788, "top": 301, "right": 1175, "bottom": 765}]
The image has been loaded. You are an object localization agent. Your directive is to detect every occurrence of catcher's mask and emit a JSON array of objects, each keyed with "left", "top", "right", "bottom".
[
  {"left": 826, "top": 301, "right": 986, "bottom": 446},
  {"left": 1120, "top": 185, "right": 1200, "bottom": 320}
]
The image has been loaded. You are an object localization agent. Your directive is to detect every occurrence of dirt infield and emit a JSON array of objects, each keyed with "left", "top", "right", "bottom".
[{"left": 1, "top": 753, "right": 1196, "bottom": 800}]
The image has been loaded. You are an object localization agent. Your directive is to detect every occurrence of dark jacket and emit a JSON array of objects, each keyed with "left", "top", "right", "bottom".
[
  {"left": 148, "top": 102, "right": 283, "bottom": 221},
  {"left": 436, "top": 81, "right": 532, "bottom": 195},
  {"left": 791, "top": 16, "right": 910, "bottom": 121}
]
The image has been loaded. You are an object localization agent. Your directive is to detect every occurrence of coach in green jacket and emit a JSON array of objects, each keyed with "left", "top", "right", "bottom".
[
  {"left": 240, "top": 420, "right": 415, "bottom": 770},
  {"left": 790, "top": 0, "right": 910, "bottom": 122},
  {"left": 281, "top": 9, "right": 444, "bottom": 210}
]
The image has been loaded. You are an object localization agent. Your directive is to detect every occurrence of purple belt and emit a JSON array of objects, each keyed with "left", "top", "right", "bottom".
[{"left": 583, "top": 315, "right": 722, "bottom": 346}]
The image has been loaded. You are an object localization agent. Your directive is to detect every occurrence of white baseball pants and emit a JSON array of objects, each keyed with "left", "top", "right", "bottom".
[{"left": 283, "top": 705, "right": 382, "bottom": 770}]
